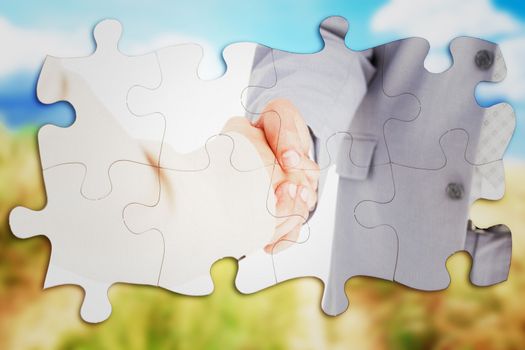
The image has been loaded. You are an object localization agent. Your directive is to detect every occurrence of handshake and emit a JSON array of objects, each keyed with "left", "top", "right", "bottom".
[{"left": 223, "top": 99, "right": 320, "bottom": 254}]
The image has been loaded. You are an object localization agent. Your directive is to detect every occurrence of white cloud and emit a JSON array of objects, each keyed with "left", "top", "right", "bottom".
[
  {"left": 371, "top": 0, "right": 520, "bottom": 47},
  {"left": 0, "top": 17, "right": 92, "bottom": 77}
]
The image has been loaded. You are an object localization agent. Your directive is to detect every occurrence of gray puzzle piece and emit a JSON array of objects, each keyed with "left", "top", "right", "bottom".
[
  {"left": 342, "top": 40, "right": 422, "bottom": 169},
  {"left": 382, "top": 37, "right": 508, "bottom": 169},
  {"left": 355, "top": 130, "right": 512, "bottom": 290},
  {"left": 322, "top": 145, "right": 398, "bottom": 315}
]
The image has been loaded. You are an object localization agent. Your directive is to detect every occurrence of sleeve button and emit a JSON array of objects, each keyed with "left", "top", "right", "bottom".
[
  {"left": 475, "top": 50, "right": 494, "bottom": 70},
  {"left": 446, "top": 183, "right": 464, "bottom": 200}
]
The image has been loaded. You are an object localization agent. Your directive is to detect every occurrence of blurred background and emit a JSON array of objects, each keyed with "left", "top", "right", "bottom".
[{"left": 1, "top": 0, "right": 524, "bottom": 349}]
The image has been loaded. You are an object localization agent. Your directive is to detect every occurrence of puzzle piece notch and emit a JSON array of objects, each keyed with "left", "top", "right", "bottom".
[
  {"left": 382, "top": 36, "right": 509, "bottom": 170},
  {"left": 10, "top": 162, "right": 164, "bottom": 323},
  {"left": 36, "top": 19, "right": 164, "bottom": 199},
  {"left": 124, "top": 132, "right": 276, "bottom": 295},
  {"left": 127, "top": 40, "right": 258, "bottom": 157}
]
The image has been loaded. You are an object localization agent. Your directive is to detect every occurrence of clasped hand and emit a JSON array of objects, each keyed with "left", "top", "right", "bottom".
[{"left": 223, "top": 99, "right": 320, "bottom": 254}]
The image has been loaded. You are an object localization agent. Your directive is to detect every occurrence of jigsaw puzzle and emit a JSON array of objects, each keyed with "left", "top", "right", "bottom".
[{"left": 9, "top": 16, "right": 516, "bottom": 322}]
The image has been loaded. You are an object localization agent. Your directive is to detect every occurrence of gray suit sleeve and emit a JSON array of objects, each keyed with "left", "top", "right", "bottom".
[
  {"left": 244, "top": 18, "right": 376, "bottom": 195},
  {"left": 244, "top": 20, "right": 376, "bottom": 144}
]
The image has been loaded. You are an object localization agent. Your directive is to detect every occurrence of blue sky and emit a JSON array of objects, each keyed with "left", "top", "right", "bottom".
[{"left": 0, "top": 0, "right": 523, "bottom": 158}]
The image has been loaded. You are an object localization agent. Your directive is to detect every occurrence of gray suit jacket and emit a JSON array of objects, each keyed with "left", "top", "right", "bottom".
[{"left": 244, "top": 16, "right": 512, "bottom": 312}]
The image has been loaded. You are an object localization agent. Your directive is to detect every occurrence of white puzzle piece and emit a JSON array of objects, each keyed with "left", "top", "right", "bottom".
[
  {"left": 36, "top": 19, "right": 164, "bottom": 199},
  {"left": 127, "top": 41, "right": 259, "bottom": 158},
  {"left": 9, "top": 162, "right": 164, "bottom": 323},
  {"left": 124, "top": 131, "right": 276, "bottom": 295}
]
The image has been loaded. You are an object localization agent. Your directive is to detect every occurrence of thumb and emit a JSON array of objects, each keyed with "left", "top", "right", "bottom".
[{"left": 254, "top": 104, "right": 305, "bottom": 170}]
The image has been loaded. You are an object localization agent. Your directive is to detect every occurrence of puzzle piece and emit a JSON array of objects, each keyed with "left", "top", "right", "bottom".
[
  {"left": 382, "top": 37, "right": 509, "bottom": 169},
  {"left": 127, "top": 40, "right": 259, "bottom": 158},
  {"left": 355, "top": 130, "right": 512, "bottom": 290},
  {"left": 124, "top": 132, "right": 276, "bottom": 295},
  {"left": 36, "top": 19, "right": 164, "bottom": 199},
  {"left": 9, "top": 162, "right": 164, "bottom": 323}
]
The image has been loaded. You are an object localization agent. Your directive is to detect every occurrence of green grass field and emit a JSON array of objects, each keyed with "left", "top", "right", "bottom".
[{"left": 1, "top": 125, "right": 524, "bottom": 350}]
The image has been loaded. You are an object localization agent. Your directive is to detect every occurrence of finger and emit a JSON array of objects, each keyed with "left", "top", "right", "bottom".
[
  {"left": 274, "top": 181, "right": 297, "bottom": 226},
  {"left": 255, "top": 105, "right": 305, "bottom": 170},
  {"left": 274, "top": 207, "right": 306, "bottom": 239},
  {"left": 277, "top": 172, "right": 317, "bottom": 211},
  {"left": 282, "top": 169, "right": 311, "bottom": 189},
  {"left": 258, "top": 99, "right": 312, "bottom": 155},
  {"left": 265, "top": 224, "right": 302, "bottom": 254},
  {"left": 270, "top": 183, "right": 308, "bottom": 243},
  {"left": 299, "top": 186, "right": 318, "bottom": 212},
  {"left": 300, "top": 157, "right": 320, "bottom": 190},
  {"left": 273, "top": 181, "right": 304, "bottom": 233}
]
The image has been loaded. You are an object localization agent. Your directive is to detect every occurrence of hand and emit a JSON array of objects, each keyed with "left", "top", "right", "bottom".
[
  {"left": 223, "top": 99, "right": 320, "bottom": 254},
  {"left": 253, "top": 99, "right": 320, "bottom": 253}
]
